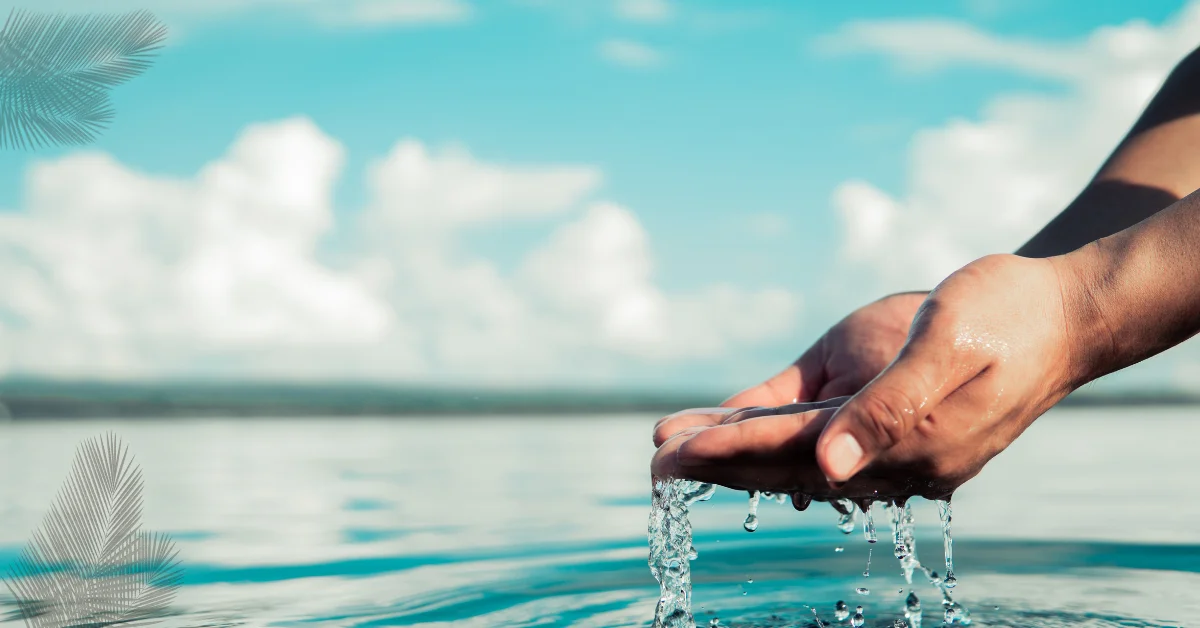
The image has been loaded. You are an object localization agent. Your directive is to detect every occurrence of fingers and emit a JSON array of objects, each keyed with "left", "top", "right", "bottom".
[
  {"left": 651, "top": 425, "right": 708, "bottom": 480},
  {"left": 650, "top": 396, "right": 848, "bottom": 448},
  {"left": 653, "top": 407, "right": 737, "bottom": 447},
  {"left": 658, "top": 407, "right": 840, "bottom": 492},
  {"left": 815, "top": 333, "right": 981, "bottom": 484}
]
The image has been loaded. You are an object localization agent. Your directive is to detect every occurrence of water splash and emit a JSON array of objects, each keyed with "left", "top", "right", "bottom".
[
  {"left": 649, "top": 483, "right": 971, "bottom": 626},
  {"left": 862, "top": 502, "right": 878, "bottom": 544},
  {"left": 835, "top": 499, "right": 856, "bottom": 534},
  {"left": 892, "top": 502, "right": 919, "bottom": 584},
  {"left": 905, "top": 592, "right": 922, "bottom": 628},
  {"left": 834, "top": 601, "right": 849, "bottom": 622},
  {"left": 803, "top": 605, "right": 827, "bottom": 628},
  {"left": 744, "top": 491, "right": 760, "bottom": 532},
  {"left": 648, "top": 479, "right": 713, "bottom": 628},
  {"left": 936, "top": 499, "right": 957, "bottom": 589},
  {"left": 890, "top": 504, "right": 907, "bottom": 560}
]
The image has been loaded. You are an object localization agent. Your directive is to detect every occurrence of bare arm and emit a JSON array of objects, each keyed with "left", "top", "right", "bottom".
[
  {"left": 1018, "top": 47, "right": 1200, "bottom": 257},
  {"left": 1064, "top": 189, "right": 1200, "bottom": 383}
]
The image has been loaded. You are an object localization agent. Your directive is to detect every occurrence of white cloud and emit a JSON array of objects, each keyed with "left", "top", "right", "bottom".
[
  {"left": 614, "top": 0, "right": 673, "bottom": 23},
  {"left": 9, "top": 0, "right": 473, "bottom": 27},
  {"left": 823, "top": 1, "right": 1200, "bottom": 291},
  {"left": 599, "top": 38, "right": 665, "bottom": 69},
  {"left": 0, "top": 118, "right": 798, "bottom": 383},
  {"left": 363, "top": 140, "right": 602, "bottom": 233},
  {"left": 0, "top": 119, "right": 395, "bottom": 378}
]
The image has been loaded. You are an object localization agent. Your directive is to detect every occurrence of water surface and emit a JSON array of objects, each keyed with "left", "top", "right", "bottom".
[{"left": 0, "top": 406, "right": 1195, "bottom": 626}]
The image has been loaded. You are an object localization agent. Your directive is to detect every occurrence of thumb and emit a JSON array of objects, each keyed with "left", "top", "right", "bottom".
[
  {"left": 722, "top": 345, "right": 825, "bottom": 408},
  {"left": 815, "top": 335, "right": 977, "bottom": 483}
]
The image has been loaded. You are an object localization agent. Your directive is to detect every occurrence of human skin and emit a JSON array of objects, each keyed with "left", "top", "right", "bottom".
[
  {"left": 652, "top": 46, "right": 1200, "bottom": 502},
  {"left": 653, "top": 190, "right": 1200, "bottom": 499}
]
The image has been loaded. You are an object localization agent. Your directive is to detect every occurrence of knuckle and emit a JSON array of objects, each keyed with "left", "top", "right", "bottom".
[{"left": 854, "top": 388, "right": 918, "bottom": 450}]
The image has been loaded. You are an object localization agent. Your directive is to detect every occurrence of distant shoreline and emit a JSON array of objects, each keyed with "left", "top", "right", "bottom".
[{"left": 0, "top": 380, "right": 1194, "bottom": 420}]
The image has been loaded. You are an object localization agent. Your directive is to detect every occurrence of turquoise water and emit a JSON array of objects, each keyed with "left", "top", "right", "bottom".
[{"left": 0, "top": 407, "right": 1196, "bottom": 626}]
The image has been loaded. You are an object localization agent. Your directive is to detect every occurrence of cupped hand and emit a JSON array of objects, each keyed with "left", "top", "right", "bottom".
[
  {"left": 655, "top": 254, "right": 1094, "bottom": 502},
  {"left": 652, "top": 291, "right": 925, "bottom": 448}
]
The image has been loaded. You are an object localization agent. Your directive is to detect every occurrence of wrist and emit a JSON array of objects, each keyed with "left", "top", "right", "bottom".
[{"left": 1049, "top": 242, "right": 1121, "bottom": 387}]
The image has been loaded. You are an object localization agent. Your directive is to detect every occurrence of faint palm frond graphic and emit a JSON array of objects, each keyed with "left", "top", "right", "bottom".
[
  {"left": 4, "top": 433, "right": 183, "bottom": 628},
  {"left": 0, "top": 9, "right": 167, "bottom": 150}
]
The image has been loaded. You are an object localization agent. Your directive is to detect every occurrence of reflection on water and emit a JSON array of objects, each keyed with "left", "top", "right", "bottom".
[{"left": 0, "top": 407, "right": 1196, "bottom": 626}]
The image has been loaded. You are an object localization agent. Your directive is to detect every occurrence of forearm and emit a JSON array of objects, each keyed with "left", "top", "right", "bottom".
[
  {"left": 1018, "top": 47, "right": 1200, "bottom": 258},
  {"left": 1058, "top": 190, "right": 1200, "bottom": 385}
]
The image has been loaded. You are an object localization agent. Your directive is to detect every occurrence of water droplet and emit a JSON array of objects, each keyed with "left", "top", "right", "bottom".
[
  {"left": 687, "top": 545, "right": 698, "bottom": 561},
  {"left": 893, "top": 502, "right": 919, "bottom": 585},
  {"left": 937, "top": 499, "right": 957, "bottom": 589},
  {"left": 905, "top": 591, "right": 923, "bottom": 628},
  {"left": 856, "top": 587, "right": 869, "bottom": 595},
  {"left": 709, "top": 619, "right": 721, "bottom": 628},
  {"left": 862, "top": 501, "right": 878, "bottom": 543},
  {"left": 746, "top": 578, "right": 753, "bottom": 584},
  {"left": 835, "top": 546, "right": 844, "bottom": 553},
  {"left": 852, "top": 610, "right": 865, "bottom": 627},
  {"left": 836, "top": 499, "right": 856, "bottom": 534},
  {"left": 863, "top": 547, "right": 872, "bottom": 577},
  {"left": 744, "top": 491, "right": 761, "bottom": 532},
  {"left": 774, "top": 493, "right": 788, "bottom": 505},
  {"left": 893, "top": 621, "right": 909, "bottom": 628},
  {"left": 834, "top": 601, "right": 849, "bottom": 622}
]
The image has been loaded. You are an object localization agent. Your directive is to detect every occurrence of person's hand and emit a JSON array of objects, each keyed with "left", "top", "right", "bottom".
[
  {"left": 654, "top": 253, "right": 1097, "bottom": 501},
  {"left": 652, "top": 291, "right": 925, "bottom": 449}
]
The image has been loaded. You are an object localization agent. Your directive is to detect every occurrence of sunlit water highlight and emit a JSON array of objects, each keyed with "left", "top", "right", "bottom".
[{"left": 0, "top": 407, "right": 1196, "bottom": 626}]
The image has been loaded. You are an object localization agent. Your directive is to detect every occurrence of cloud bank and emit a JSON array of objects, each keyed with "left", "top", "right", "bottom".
[
  {"left": 825, "top": 2, "right": 1200, "bottom": 291},
  {"left": 0, "top": 118, "right": 798, "bottom": 383},
  {"left": 823, "top": 1, "right": 1200, "bottom": 387}
]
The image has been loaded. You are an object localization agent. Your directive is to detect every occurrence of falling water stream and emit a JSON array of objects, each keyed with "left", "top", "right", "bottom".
[{"left": 649, "top": 482, "right": 969, "bottom": 627}]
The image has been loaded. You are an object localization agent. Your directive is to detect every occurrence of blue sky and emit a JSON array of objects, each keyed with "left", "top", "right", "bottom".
[{"left": 0, "top": 0, "right": 1198, "bottom": 392}]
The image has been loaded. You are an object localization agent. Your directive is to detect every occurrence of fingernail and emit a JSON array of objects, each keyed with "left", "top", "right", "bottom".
[{"left": 825, "top": 432, "right": 864, "bottom": 481}]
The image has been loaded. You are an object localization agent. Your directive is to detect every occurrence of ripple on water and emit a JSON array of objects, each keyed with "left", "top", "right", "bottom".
[{"left": 146, "top": 537, "right": 1200, "bottom": 627}]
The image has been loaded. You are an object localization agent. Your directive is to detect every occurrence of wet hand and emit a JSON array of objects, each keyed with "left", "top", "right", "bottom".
[
  {"left": 652, "top": 292, "right": 924, "bottom": 448},
  {"left": 655, "top": 254, "right": 1094, "bottom": 501}
]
